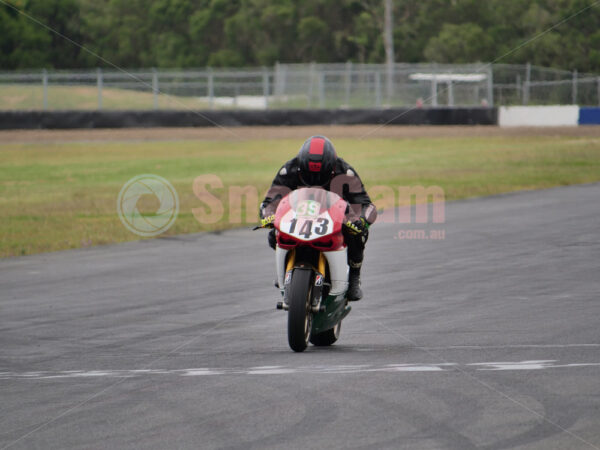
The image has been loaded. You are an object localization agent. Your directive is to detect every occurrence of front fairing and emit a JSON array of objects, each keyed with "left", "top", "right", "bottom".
[{"left": 274, "top": 188, "right": 347, "bottom": 251}]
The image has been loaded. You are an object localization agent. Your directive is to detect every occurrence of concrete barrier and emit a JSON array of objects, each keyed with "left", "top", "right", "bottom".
[
  {"left": 0, "top": 108, "right": 498, "bottom": 130},
  {"left": 499, "top": 105, "right": 580, "bottom": 127}
]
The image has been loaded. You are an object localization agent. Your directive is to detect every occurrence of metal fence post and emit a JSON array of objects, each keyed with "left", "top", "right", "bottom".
[
  {"left": 207, "top": 68, "right": 214, "bottom": 109},
  {"left": 280, "top": 63, "right": 288, "bottom": 99},
  {"left": 318, "top": 66, "right": 325, "bottom": 108},
  {"left": 572, "top": 69, "right": 578, "bottom": 105},
  {"left": 274, "top": 61, "right": 286, "bottom": 98},
  {"left": 431, "top": 65, "right": 438, "bottom": 106},
  {"left": 448, "top": 80, "right": 454, "bottom": 106},
  {"left": 487, "top": 66, "right": 494, "bottom": 106},
  {"left": 152, "top": 68, "right": 159, "bottom": 109},
  {"left": 375, "top": 71, "right": 382, "bottom": 108},
  {"left": 308, "top": 62, "right": 315, "bottom": 108},
  {"left": 386, "top": 62, "right": 394, "bottom": 105},
  {"left": 42, "top": 69, "right": 48, "bottom": 110},
  {"left": 523, "top": 62, "right": 531, "bottom": 105},
  {"left": 97, "top": 68, "right": 103, "bottom": 110},
  {"left": 344, "top": 61, "right": 352, "bottom": 107},
  {"left": 262, "top": 67, "right": 269, "bottom": 109}
]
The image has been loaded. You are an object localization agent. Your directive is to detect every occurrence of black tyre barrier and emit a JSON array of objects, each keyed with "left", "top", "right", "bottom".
[{"left": 0, "top": 107, "right": 497, "bottom": 130}]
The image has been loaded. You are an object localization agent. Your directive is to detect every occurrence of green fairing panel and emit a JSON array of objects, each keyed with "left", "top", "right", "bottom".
[{"left": 311, "top": 293, "right": 351, "bottom": 334}]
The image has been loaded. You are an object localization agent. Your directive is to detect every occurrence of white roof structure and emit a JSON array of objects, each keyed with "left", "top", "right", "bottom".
[{"left": 409, "top": 73, "right": 487, "bottom": 82}]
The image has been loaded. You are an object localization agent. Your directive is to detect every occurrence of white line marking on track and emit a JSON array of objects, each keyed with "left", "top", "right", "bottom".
[
  {"left": 1, "top": 360, "right": 599, "bottom": 380},
  {"left": 423, "top": 344, "right": 600, "bottom": 349},
  {"left": 469, "top": 360, "right": 600, "bottom": 370}
]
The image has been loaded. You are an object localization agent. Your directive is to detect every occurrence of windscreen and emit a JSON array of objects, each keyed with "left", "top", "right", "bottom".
[{"left": 286, "top": 187, "right": 342, "bottom": 214}]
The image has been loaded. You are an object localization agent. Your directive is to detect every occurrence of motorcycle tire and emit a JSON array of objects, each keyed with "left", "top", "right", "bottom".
[{"left": 287, "top": 269, "right": 313, "bottom": 352}]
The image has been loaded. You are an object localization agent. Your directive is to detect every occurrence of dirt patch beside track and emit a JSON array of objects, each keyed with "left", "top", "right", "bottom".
[{"left": 2, "top": 125, "right": 600, "bottom": 143}]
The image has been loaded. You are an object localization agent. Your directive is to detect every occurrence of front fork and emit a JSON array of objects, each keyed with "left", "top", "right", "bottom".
[
  {"left": 275, "top": 246, "right": 348, "bottom": 293},
  {"left": 275, "top": 248, "right": 327, "bottom": 312},
  {"left": 275, "top": 246, "right": 349, "bottom": 312}
]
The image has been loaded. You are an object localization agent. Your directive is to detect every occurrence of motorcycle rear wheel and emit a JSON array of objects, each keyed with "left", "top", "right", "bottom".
[
  {"left": 287, "top": 269, "right": 313, "bottom": 352},
  {"left": 310, "top": 321, "right": 341, "bottom": 346}
]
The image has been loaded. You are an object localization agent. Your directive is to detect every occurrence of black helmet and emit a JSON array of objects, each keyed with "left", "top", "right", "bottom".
[{"left": 297, "top": 135, "right": 337, "bottom": 186}]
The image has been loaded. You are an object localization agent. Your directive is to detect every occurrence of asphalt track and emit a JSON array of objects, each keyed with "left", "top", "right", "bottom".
[{"left": 1, "top": 183, "right": 599, "bottom": 449}]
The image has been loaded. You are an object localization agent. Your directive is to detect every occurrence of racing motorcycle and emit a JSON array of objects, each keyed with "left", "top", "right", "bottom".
[{"left": 259, "top": 187, "right": 352, "bottom": 352}]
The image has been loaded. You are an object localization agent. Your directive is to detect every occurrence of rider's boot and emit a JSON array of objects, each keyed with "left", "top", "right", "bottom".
[{"left": 347, "top": 267, "right": 363, "bottom": 301}]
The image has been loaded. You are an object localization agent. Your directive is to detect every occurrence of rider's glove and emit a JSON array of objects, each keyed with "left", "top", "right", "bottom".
[
  {"left": 345, "top": 217, "right": 369, "bottom": 236},
  {"left": 261, "top": 214, "right": 276, "bottom": 228}
]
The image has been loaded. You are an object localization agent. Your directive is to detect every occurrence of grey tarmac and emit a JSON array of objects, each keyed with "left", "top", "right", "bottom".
[{"left": 1, "top": 183, "right": 599, "bottom": 449}]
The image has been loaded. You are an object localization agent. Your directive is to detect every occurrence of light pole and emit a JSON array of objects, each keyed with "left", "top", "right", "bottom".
[{"left": 384, "top": 0, "right": 395, "bottom": 103}]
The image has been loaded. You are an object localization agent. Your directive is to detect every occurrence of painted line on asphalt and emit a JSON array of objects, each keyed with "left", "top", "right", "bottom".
[
  {"left": 1, "top": 360, "right": 599, "bottom": 380},
  {"left": 422, "top": 344, "right": 600, "bottom": 349},
  {"left": 469, "top": 360, "right": 600, "bottom": 370}
]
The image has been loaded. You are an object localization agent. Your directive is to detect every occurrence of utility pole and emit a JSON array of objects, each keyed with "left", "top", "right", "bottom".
[{"left": 384, "top": 0, "right": 394, "bottom": 102}]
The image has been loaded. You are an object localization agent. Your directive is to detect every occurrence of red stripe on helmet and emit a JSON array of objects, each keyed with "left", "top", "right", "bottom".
[{"left": 308, "top": 138, "right": 325, "bottom": 155}]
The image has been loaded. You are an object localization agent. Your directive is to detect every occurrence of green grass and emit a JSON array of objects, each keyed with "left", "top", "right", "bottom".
[
  {"left": 1, "top": 134, "right": 599, "bottom": 257},
  {"left": 0, "top": 85, "right": 211, "bottom": 110},
  {"left": 2, "top": 84, "right": 421, "bottom": 110}
]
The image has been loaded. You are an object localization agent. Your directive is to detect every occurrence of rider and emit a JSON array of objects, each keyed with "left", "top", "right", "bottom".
[{"left": 259, "top": 135, "right": 377, "bottom": 301}]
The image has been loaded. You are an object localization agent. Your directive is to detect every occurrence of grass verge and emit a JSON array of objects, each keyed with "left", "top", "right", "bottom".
[
  {"left": 1, "top": 134, "right": 599, "bottom": 257},
  {"left": 0, "top": 85, "right": 210, "bottom": 110}
]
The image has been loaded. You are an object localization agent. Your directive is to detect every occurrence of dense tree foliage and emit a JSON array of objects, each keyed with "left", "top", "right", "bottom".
[{"left": 1, "top": 0, "right": 599, "bottom": 71}]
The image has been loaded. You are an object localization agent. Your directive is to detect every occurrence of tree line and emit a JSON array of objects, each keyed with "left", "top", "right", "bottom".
[{"left": 1, "top": 0, "right": 599, "bottom": 72}]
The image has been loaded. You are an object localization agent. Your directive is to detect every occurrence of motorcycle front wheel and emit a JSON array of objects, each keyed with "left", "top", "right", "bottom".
[{"left": 287, "top": 269, "right": 313, "bottom": 352}]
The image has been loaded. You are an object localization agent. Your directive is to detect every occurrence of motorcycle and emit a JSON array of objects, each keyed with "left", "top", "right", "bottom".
[{"left": 259, "top": 187, "right": 352, "bottom": 352}]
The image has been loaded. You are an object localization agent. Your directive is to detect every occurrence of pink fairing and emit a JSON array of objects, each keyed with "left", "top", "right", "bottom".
[{"left": 274, "top": 188, "right": 347, "bottom": 251}]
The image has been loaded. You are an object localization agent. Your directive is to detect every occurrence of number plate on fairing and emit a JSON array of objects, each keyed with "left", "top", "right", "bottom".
[{"left": 280, "top": 206, "right": 334, "bottom": 241}]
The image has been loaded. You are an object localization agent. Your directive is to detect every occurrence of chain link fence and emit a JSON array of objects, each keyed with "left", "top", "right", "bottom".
[{"left": 1, "top": 63, "right": 598, "bottom": 110}]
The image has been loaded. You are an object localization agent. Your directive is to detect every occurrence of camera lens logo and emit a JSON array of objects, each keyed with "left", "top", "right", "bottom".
[{"left": 117, "top": 174, "right": 179, "bottom": 237}]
